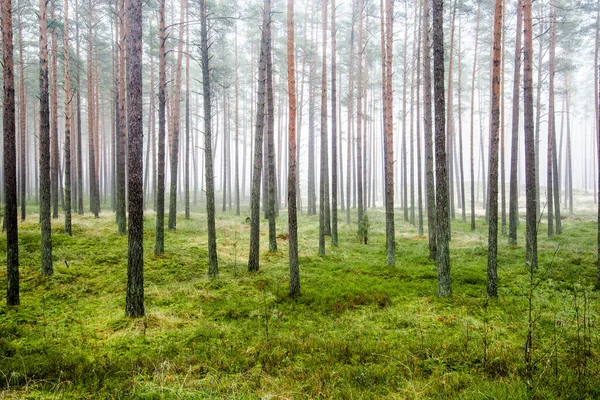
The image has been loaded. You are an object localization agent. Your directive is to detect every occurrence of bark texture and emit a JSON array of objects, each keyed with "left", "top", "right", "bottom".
[
  {"left": 126, "top": 0, "right": 145, "bottom": 318},
  {"left": 433, "top": 0, "right": 451, "bottom": 296},
  {"left": 201, "top": 0, "right": 218, "bottom": 277},
  {"left": 3, "top": 0, "right": 20, "bottom": 305},
  {"left": 287, "top": 0, "right": 300, "bottom": 297}
]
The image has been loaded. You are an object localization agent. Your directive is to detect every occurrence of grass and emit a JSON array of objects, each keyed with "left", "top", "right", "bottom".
[{"left": 0, "top": 202, "right": 599, "bottom": 399}]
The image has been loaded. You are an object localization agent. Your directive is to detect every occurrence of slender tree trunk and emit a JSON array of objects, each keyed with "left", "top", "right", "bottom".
[
  {"left": 331, "top": 0, "right": 338, "bottom": 247},
  {"left": 185, "top": 16, "right": 191, "bottom": 219},
  {"left": 34, "top": 102, "right": 39, "bottom": 205},
  {"left": 222, "top": 90, "right": 228, "bottom": 213},
  {"left": 597, "top": 0, "right": 600, "bottom": 283},
  {"left": 88, "top": 0, "right": 99, "bottom": 217},
  {"left": 287, "top": 0, "right": 300, "bottom": 297},
  {"left": 17, "top": 0, "right": 25, "bottom": 222},
  {"left": 307, "top": 13, "right": 316, "bottom": 216},
  {"left": 446, "top": 2, "right": 456, "bottom": 222},
  {"left": 402, "top": 1, "right": 408, "bottom": 221},
  {"left": 565, "top": 82, "right": 573, "bottom": 215},
  {"left": 145, "top": 41, "right": 156, "bottom": 209},
  {"left": 457, "top": 14, "right": 466, "bottom": 225},
  {"left": 40, "top": 0, "right": 53, "bottom": 275},
  {"left": 63, "top": 0, "right": 72, "bottom": 235},
  {"left": 500, "top": 7, "right": 506, "bottom": 236},
  {"left": 168, "top": 0, "right": 186, "bottom": 229},
  {"left": 470, "top": 4, "right": 480, "bottom": 231},
  {"left": 3, "top": 0, "right": 19, "bottom": 304},
  {"left": 248, "top": 0, "right": 269, "bottom": 272},
  {"left": 534, "top": 5, "right": 544, "bottom": 220},
  {"left": 487, "top": 0, "right": 503, "bottom": 299},
  {"left": 76, "top": 0, "right": 84, "bottom": 215},
  {"left": 416, "top": 1, "right": 424, "bottom": 235},
  {"left": 433, "top": 0, "right": 451, "bottom": 296},
  {"left": 424, "top": 0, "right": 436, "bottom": 259},
  {"left": 346, "top": 0, "right": 356, "bottom": 225},
  {"left": 234, "top": 23, "right": 240, "bottom": 216},
  {"left": 509, "top": 0, "right": 523, "bottom": 245},
  {"left": 409, "top": 4, "right": 417, "bottom": 226},
  {"left": 50, "top": 0, "right": 59, "bottom": 219},
  {"left": 266, "top": 8, "right": 277, "bottom": 253},
  {"left": 155, "top": 0, "right": 166, "bottom": 255},
  {"left": 547, "top": 1, "right": 557, "bottom": 237},
  {"left": 357, "top": 0, "right": 364, "bottom": 223},
  {"left": 381, "top": 0, "right": 395, "bottom": 265},
  {"left": 523, "top": 0, "right": 538, "bottom": 270},
  {"left": 199, "top": 0, "right": 217, "bottom": 277},
  {"left": 319, "top": 0, "right": 329, "bottom": 256},
  {"left": 116, "top": 0, "right": 127, "bottom": 235},
  {"left": 125, "top": 0, "right": 145, "bottom": 318}
]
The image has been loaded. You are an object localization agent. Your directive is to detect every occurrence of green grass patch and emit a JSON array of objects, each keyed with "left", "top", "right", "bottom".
[{"left": 0, "top": 205, "right": 599, "bottom": 398}]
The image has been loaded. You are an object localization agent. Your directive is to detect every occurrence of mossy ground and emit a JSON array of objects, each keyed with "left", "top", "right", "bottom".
[{"left": 0, "top": 201, "right": 599, "bottom": 398}]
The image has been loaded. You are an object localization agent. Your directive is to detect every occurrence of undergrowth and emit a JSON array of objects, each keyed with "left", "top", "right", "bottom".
[{"left": 0, "top": 204, "right": 598, "bottom": 399}]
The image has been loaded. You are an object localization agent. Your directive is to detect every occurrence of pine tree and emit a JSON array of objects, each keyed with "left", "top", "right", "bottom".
[
  {"left": 125, "top": 0, "right": 145, "bottom": 318},
  {"left": 40, "top": 0, "right": 53, "bottom": 276},
  {"left": 523, "top": 0, "right": 538, "bottom": 270},
  {"left": 3, "top": 0, "right": 20, "bottom": 305},
  {"left": 200, "top": 0, "right": 218, "bottom": 277},
  {"left": 433, "top": 0, "right": 451, "bottom": 296},
  {"left": 248, "top": 0, "right": 269, "bottom": 272},
  {"left": 487, "top": 0, "right": 503, "bottom": 299},
  {"left": 288, "top": 0, "right": 300, "bottom": 297}
]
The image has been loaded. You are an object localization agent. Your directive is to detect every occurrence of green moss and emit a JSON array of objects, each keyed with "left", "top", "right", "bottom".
[{"left": 0, "top": 208, "right": 598, "bottom": 398}]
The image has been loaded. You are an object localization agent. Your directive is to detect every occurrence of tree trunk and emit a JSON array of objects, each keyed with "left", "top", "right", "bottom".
[
  {"left": 266, "top": 8, "right": 277, "bottom": 253},
  {"left": 185, "top": 15, "right": 191, "bottom": 219},
  {"left": 416, "top": 1, "right": 424, "bottom": 235},
  {"left": 470, "top": 3, "right": 480, "bottom": 231},
  {"left": 125, "top": 0, "right": 145, "bottom": 318},
  {"left": 155, "top": 0, "right": 166, "bottom": 255},
  {"left": 547, "top": 0, "right": 557, "bottom": 237},
  {"left": 116, "top": 0, "right": 127, "bottom": 235},
  {"left": 234, "top": 23, "right": 240, "bottom": 216},
  {"left": 446, "top": 2, "right": 456, "bottom": 222},
  {"left": 76, "top": 0, "right": 83, "bottom": 215},
  {"left": 39, "top": 0, "right": 53, "bottom": 276},
  {"left": 88, "top": 0, "right": 99, "bottom": 217},
  {"left": 487, "top": 0, "right": 503, "bottom": 299},
  {"left": 331, "top": 0, "right": 338, "bottom": 247},
  {"left": 457, "top": 14, "right": 466, "bottom": 225},
  {"left": 63, "top": 0, "right": 72, "bottom": 235},
  {"left": 346, "top": 0, "right": 356, "bottom": 224},
  {"left": 409, "top": 4, "right": 417, "bottom": 226},
  {"left": 382, "top": 0, "right": 395, "bottom": 265},
  {"left": 565, "top": 82, "right": 573, "bottom": 215},
  {"left": 3, "top": 0, "right": 20, "bottom": 304},
  {"left": 534, "top": 5, "right": 544, "bottom": 221},
  {"left": 423, "top": 0, "right": 436, "bottom": 259},
  {"left": 248, "top": 0, "right": 269, "bottom": 272},
  {"left": 319, "top": 0, "right": 329, "bottom": 256},
  {"left": 433, "top": 0, "right": 451, "bottom": 296},
  {"left": 402, "top": 1, "right": 408, "bottom": 221},
  {"left": 17, "top": 0, "right": 25, "bottom": 222},
  {"left": 356, "top": 0, "right": 364, "bottom": 224},
  {"left": 287, "top": 0, "right": 300, "bottom": 297},
  {"left": 509, "top": 0, "right": 523, "bottom": 245},
  {"left": 50, "top": 0, "right": 59, "bottom": 219},
  {"left": 168, "top": 0, "right": 186, "bottom": 230},
  {"left": 523, "top": 0, "right": 538, "bottom": 270},
  {"left": 500, "top": 11, "right": 506, "bottom": 236},
  {"left": 307, "top": 16, "right": 317, "bottom": 216}
]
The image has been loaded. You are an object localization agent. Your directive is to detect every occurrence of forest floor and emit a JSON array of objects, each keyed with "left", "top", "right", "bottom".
[{"left": 0, "top": 201, "right": 599, "bottom": 399}]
